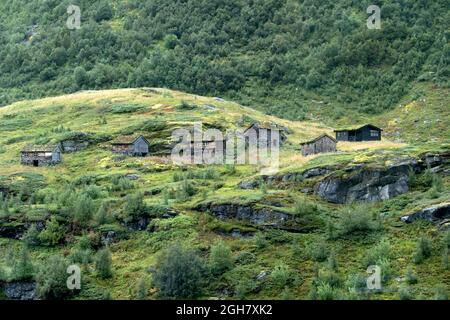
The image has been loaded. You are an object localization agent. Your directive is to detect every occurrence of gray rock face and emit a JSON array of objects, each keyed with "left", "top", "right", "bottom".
[
  {"left": 315, "top": 162, "right": 412, "bottom": 204},
  {"left": 197, "top": 203, "right": 308, "bottom": 232},
  {"left": 401, "top": 203, "right": 450, "bottom": 224},
  {"left": 3, "top": 281, "right": 37, "bottom": 300}
]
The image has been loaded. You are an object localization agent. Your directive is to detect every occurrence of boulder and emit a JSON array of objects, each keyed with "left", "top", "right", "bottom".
[
  {"left": 401, "top": 202, "right": 450, "bottom": 224},
  {"left": 2, "top": 281, "right": 37, "bottom": 300},
  {"left": 315, "top": 162, "right": 412, "bottom": 204},
  {"left": 197, "top": 202, "right": 311, "bottom": 232}
]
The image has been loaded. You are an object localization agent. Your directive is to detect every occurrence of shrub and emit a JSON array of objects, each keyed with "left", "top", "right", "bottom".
[
  {"left": 235, "top": 277, "right": 257, "bottom": 299},
  {"left": 124, "top": 193, "right": 147, "bottom": 220},
  {"left": 39, "top": 217, "right": 65, "bottom": 246},
  {"left": 316, "top": 283, "right": 341, "bottom": 300},
  {"left": 94, "top": 202, "right": 111, "bottom": 226},
  {"left": 135, "top": 278, "right": 148, "bottom": 300},
  {"left": 153, "top": 244, "right": 204, "bottom": 299},
  {"left": 399, "top": 285, "right": 414, "bottom": 300},
  {"left": 70, "top": 235, "right": 93, "bottom": 265},
  {"left": 255, "top": 232, "right": 268, "bottom": 249},
  {"left": 271, "top": 262, "right": 292, "bottom": 288},
  {"left": 363, "top": 239, "right": 391, "bottom": 267},
  {"left": 176, "top": 101, "right": 197, "bottom": 111},
  {"left": 309, "top": 241, "right": 329, "bottom": 262},
  {"left": 12, "top": 246, "right": 34, "bottom": 280},
  {"left": 413, "top": 237, "right": 432, "bottom": 264},
  {"left": 36, "top": 255, "right": 71, "bottom": 299},
  {"left": 337, "top": 207, "right": 379, "bottom": 237},
  {"left": 96, "top": 247, "right": 113, "bottom": 279},
  {"left": 23, "top": 224, "right": 41, "bottom": 247},
  {"left": 433, "top": 286, "right": 448, "bottom": 300},
  {"left": 73, "top": 194, "right": 95, "bottom": 227},
  {"left": 209, "top": 240, "right": 233, "bottom": 275},
  {"left": 442, "top": 246, "right": 449, "bottom": 270},
  {"left": 405, "top": 266, "right": 418, "bottom": 285}
]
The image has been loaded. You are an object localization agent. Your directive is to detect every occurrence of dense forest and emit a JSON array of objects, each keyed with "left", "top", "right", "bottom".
[{"left": 0, "top": 0, "right": 448, "bottom": 120}]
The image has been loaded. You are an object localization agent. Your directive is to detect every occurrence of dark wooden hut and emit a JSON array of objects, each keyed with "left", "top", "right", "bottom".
[
  {"left": 111, "top": 135, "right": 150, "bottom": 156},
  {"left": 300, "top": 134, "right": 337, "bottom": 157},
  {"left": 334, "top": 124, "right": 382, "bottom": 142},
  {"left": 243, "top": 123, "right": 287, "bottom": 148},
  {"left": 21, "top": 144, "right": 62, "bottom": 166}
]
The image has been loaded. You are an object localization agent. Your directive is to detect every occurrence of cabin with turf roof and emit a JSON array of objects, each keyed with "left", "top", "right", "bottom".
[
  {"left": 244, "top": 123, "right": 287, "bottom": 149},
  {"left": 111, "top": 135, "right": 150, "bottom": 157},
  {"left": 334, "top": 124, "right": 382, "bottom": 142},
  {"left": 21, "top": 144, "right": 62, "bottom": 166},
  {"left": 300, "top": 133, "right": 337, "bottom": 157}
]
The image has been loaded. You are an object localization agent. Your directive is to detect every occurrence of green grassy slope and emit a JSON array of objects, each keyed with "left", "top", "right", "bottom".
[
  {"left": 0, "top": 0, "right": 448, "bottom": 121},
  {"left": 0, "top": 88, "right": 448, "bottom": 300}
]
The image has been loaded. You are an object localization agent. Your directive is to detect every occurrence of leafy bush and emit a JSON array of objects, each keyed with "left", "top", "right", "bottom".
[
  {"left": 153, "top": 244, "right": 204, "bottom": 299},
  {"left": 39, "top": 217, "right": 65, "bottom": 246},
  {"left": 135, "top": 278, "right": 148, "bottom": 300},
  {"left": 235, "top": 277, "right": 257, "bottom": 299},
  {"left": 270, "top": 262, "right": 293, "bottom": 289},
  {"left": 413, "top": 237, "right": 433, "bottom": 264},
  {"left": 110, "top": 104, "right": 145, "bottom": 114},
  {"left": 363, "top": 239, "right": 391, "bottom": 267},
  {"left": 337, "top": 207, "right": 379, "bottom": 238},
  {"left": 309, "top": 241, "right": 329, "bottom": 262},
  {"left": 316, "top": 283, "right": 341, "bottom": 300},
  {"left": 124, "top": 193, "right": 147, "bottom": 220},
  {"left": 36, "top": 255, "right": 72, "bottom": 300},
  {"left": 96, "top": 247, "right": 113, "bottom": 279},
  {"left": 23, "top": 224, "right": 41, "bottom": 247},
  {"left": 209, "top": 240, "right": 233, "bottom": 275},
  {"left": 11, "top": 246, "right": 34, "bottom": 281},
  {"left": 405, "top": 266, "right": 418, "bottom": 285},
  {"left": 399, "top": 285, "right": 414, "bottom": 300}
]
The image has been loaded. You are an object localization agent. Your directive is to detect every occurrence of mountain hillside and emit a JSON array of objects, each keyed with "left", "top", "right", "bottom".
[
  {"left": 0, "top": 0, "right": 448, "bottom": 121},
  {"left": 0, "top": 89, "right": 448, "bottom": 300}
]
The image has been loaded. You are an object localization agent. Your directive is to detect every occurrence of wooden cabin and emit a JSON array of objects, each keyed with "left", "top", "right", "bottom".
[
  {"left": 334, "top": 124, "right": 382, "bottom": 142},
  {"left": 21, "top": 144, "right": 62, "bottom": 166},
  {"left": 111, "top": 135, "right": 150, "bottom": 157},
  {"left": 300, "top": 134, "right": 337, "bottom": 157},
  {"left": 243, "top": 123, "right": 287, "bottom": 148}
]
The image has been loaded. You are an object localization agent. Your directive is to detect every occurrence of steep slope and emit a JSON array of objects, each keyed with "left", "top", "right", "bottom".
[
  {"left": 0, "top": 89, "right": 448, "bottom": 300},
  {"left": 0, "top": 0, "right": 448, "bottom": 120}
]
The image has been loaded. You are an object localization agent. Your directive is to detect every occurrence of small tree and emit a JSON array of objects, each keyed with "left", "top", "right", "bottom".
[
  {"left": 135, "top": 277, "right": 148, "bottom": 300},
  {"left": 73, "top": 194, "right": 95, "bottom": 227},
  {"left": 96, "top": 247, "right": 113, "bottom": 279},
  {"left": 413, "top": 237, "right": 432, "bottom": 264},
  {"left": 36, "top": 255, "right": 71, "bottom": 299},
  {"left": 23, "top": 224, "right": 41, "bottom": 247},
  {"left": 39, "top": 216, "right": 65, "bottom": 246},
  {"left": 153, "top": 243, "right": 204, "bottom": 299},
  {"left": 12, "top": 246, "right": 34, "bottom": 280},
  {"left": 209, "top": 240, "right": 233, "bottom": 275},
  {"left": 405, "top": 266, "right": 418, "bottom": 285},
  {"left": 124, "top": 192, "right": 147, "bottom": 220}
]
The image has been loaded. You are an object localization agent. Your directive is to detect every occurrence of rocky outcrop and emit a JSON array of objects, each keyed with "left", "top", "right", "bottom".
[
  {"left": 315, "top": 161, "right": 413, "bottom": 204},
  {"left": 2, "top": 281, "right": 37, "bottom": 300},
  {"left": 239, "top": 166, "right": 332, "bottom": 189},
  {"left": 401, "top": 203, "right": 450, "bottom": 224},
  {"left": 0, "top": 220, "right": 45, "bottom": 240},
  {"left": 0, "top": 222, "right": 26, "bottom": 240},
  {"left": 197, "top": 202, "right": 313, "bottom": 232}
]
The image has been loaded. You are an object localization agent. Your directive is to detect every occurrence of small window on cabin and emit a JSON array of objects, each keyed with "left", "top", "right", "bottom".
[{"left": 370, "top": 130, "right": 379, "bottom": 137}]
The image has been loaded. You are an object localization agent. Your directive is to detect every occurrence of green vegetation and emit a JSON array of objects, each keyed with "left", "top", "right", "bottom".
[{"left": 0, "top": 0, "right": 448, "bottom": 124}]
